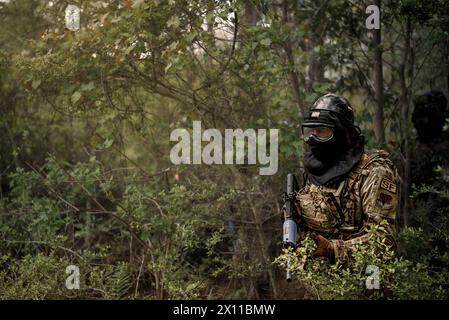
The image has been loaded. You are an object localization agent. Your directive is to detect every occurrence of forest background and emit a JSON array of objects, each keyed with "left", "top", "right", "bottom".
[{"left": 0, "top": 0, "right": 448, "bottom": 299}]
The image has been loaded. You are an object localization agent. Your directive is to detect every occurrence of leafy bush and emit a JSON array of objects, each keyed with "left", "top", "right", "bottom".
[
  {"left": 0, "top": 157, "right": 240, "bottom": 299},
  {"left": 275, "top": 220, "right": 448, "bottom": 299}
]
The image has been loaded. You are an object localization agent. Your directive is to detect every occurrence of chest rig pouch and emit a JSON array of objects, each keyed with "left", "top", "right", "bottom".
[
  {"left": 296, "top": 150, "right": 388, "bottom": 236},
  {"left": 296, "top": 180, "right": 346, "bottom": 235}
]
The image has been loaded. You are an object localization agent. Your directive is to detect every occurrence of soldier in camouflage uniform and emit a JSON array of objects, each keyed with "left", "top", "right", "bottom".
[{"left": 295, "top": 94, "right": 398, "bottom": 263}]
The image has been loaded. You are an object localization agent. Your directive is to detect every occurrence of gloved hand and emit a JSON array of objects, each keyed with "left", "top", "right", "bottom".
[{"left": 313, "top": 234, "right": 334, "bottom": 259}]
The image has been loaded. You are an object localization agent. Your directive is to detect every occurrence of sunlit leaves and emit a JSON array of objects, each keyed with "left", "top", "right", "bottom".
[{"left": 71, "top": 91, "right": 82, "bottom": 104}]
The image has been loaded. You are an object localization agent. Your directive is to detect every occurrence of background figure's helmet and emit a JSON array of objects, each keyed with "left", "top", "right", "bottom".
[
  {"left": 302, "top": 93, "right": 358, "bottom": 148},
  {"left": 412, "top": 91, "right": 448, "bottom": 142}
]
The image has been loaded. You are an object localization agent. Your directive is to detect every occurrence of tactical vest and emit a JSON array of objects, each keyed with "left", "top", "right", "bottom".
[{"left": 295, "top": 150, "right": 391, "bottom": 239}]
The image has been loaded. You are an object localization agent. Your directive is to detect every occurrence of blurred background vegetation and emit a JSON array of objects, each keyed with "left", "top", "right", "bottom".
[{"left": 0, "top": 0, "right": 448, "bottom": 299}]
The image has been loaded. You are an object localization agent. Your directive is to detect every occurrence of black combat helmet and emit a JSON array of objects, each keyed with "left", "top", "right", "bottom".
[
  {"left": 304, "top": 93, "right": 354, "bottom": 126},
  {"left": 302, "top": 93, "right": 358, "bottom": 146},
  {"left": 302, "top": 93, "right": 364, "bottom": 186}
]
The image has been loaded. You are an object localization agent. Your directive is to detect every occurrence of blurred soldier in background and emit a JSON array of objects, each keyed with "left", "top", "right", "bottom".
[{"left": 411, "top": 91, "right": 449, "bottom": 187}]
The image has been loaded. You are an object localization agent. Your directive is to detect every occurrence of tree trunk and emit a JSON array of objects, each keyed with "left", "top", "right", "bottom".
[
  {"left": 246, "top": 193, "right": 279, "bottom": 299},
  {"left": 447, "top": 35, "right": 449, "bottom": 91},
  {"left": 399, "top": 18, "right": 413, "bottom": 227},
  {"left": 373, "top": 0, "right": 386, "bottom": 145},
  {"left": 282, "top": 0, "right": 304, "bottom": 117}
]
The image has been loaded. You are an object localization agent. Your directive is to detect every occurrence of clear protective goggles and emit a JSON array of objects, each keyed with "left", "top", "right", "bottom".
[{"left": 302, "top": 126, "right": 334, "bottom": 142}]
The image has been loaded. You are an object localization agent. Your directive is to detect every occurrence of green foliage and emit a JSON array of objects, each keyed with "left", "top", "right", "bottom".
[
  {"left": 275, "top": 221, "right": 448, "bottom": 299},
  {"left": 0, "top": 252, "right": 114, "bottom": 300},
  {"left": 0, "top": 157, "right": 243, "bottom": 299},
  {"left": 1, "top": 0, "right": 448, "bottom": 299},
  {"left": 107, "top": 262, "right": 132, "bottom": 300},
  {"left": 0, "top": 253, "right": 70, "bottom": 300}
]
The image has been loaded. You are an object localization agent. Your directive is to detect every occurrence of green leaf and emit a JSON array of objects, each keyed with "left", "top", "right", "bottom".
[
  {"left": 71, "top": 91, "right": 82, "bottom": 104},
  {"left": 103, "top": 138, "right": 114, "bottom": 149},
  {"left": 167, "top": 15, "right": 180, "bottom": 28},
  {"left": 32, "top": 79, "right": 41, "bottom": 89},
  {"left": 132, "top": 0, "right": 146, "bottom": 8},
  {"left": 260, "top": 38, "right": 271, "bottom": 47},
  {"left": 164, "top": 62, "right": 172, "bottom": 74},
  {"left": 80, "top": 82, "right": 95, "bottom": 91}
]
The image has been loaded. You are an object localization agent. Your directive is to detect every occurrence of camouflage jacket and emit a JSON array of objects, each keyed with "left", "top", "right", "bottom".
[{"left": 295, "top": 149, "right": 399, "bottom": 262}]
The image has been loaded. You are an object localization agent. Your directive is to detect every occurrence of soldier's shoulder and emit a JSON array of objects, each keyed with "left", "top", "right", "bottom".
[
  {"left": 351, "top": 149, "right": 397, "bottom": 182},
  {"left": 359, "top": 148, "right": 394, "bottom": 168},
  {"left": 365, "top": 148, "right": 390, "bottom": 158}
]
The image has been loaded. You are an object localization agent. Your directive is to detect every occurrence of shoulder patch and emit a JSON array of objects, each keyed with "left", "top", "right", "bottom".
[
  {"left": 380, "top": 178, "right": 397, "bottom": 193},
  {"left": 377, "top": 192, "right": 394, "bottom": 210}
]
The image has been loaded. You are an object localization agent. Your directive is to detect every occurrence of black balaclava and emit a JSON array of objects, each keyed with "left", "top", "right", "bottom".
[{"left": 302, "top": 93, "right": 365, "bottom": 186}]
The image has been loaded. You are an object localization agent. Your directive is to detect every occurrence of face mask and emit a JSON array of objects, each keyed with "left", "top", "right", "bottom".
[
  {"left": 305, "top": 130, "right": 346, "bottom": 164},
  {"left": 310, "top": 143, "right": 338, "bottom": 163},
  {"left": 304, "top": 129, "right": 365, "bottom": 186}
]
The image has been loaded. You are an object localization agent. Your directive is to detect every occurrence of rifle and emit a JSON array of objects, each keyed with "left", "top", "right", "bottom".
[{"left": 282, "top": 173, "right": 299, "bottom": 282}]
